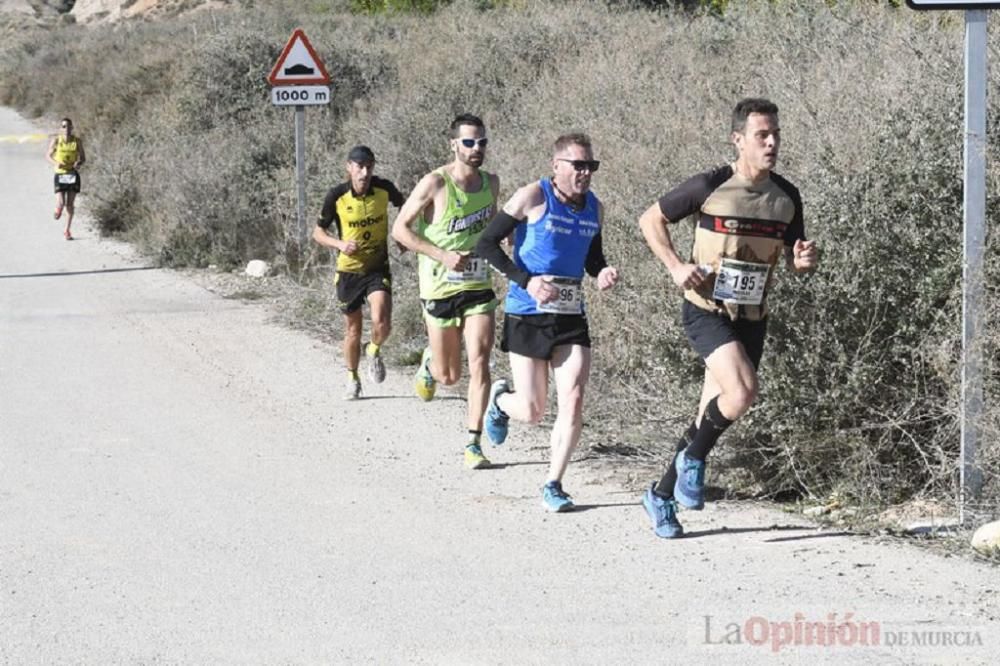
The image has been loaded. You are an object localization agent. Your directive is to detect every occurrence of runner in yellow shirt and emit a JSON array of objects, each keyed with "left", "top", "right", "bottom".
[
  {"left": 314, "top": 146, "right": 405, "bottom": 400},
  {"left": 46, "top": 117, "right": 86, "bottom": 240}
]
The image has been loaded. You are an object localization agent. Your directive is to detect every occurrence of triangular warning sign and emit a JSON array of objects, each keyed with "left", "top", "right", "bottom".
[{"left": 268, "top": 28, "right": 330, "bottom": 86}]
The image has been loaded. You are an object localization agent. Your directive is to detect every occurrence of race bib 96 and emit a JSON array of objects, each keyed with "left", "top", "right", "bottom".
[{"left": 538, "top": 276, "right": 583, "bottom": 315}]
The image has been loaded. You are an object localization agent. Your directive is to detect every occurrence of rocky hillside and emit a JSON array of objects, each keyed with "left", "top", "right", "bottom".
[{"left": 0, "top": 0, "right": 228, "bottom": 23}]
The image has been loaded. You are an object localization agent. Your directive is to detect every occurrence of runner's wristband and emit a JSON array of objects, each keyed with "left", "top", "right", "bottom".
[{"left": 475, "top": 211, "right": 531, "bottom": 288}]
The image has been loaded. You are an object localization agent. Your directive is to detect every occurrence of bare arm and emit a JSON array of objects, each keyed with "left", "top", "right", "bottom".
[
  {"left": 312, "top": 224, "right": 355, "bottom": 255},
  {"left": 392, "top": 172, "right": 472, "bottom": 271},
  {"left": 638, "top": 202, "right": 706, "bottom": 290}
]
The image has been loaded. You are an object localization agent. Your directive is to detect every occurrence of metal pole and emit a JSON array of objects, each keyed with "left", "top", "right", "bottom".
[
  {"left": 294, "top": 104, "right": 307, "bottom": 274},
  {"left": 961, "top": 9, "right": 987, "bottom": 520}
]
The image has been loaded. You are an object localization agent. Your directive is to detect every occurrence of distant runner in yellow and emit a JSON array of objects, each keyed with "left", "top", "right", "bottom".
[
  {"left": 46, "top": 117, "right": 86, "bottom": 240},
  {"left": 314, "top": 146, "right": 405, "bottom": 400},
  {"left": 391, "top": 114, "right": 500, "bottom": 469}
]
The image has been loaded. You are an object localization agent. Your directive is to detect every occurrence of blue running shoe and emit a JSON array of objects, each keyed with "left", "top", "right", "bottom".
[
  {"left": 541, "top": 481, "right": 574, "bottom": 513},
  {"left": 642, "top": 483, "right": 683, "bottom": 538},
  {"left": 673, "top": 450, "right": 706, "bottom": 510},
  {"left": 484, "top": 378, "right": 511, "bottom": 446}
]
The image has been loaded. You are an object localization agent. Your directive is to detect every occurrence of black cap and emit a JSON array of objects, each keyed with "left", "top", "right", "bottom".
[{"left": 347, "top": 145, "right": 375, "bottom": 163}]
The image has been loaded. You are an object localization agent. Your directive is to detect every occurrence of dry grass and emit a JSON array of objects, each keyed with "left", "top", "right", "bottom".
[{"left": 2, "top": 0, "right": 999, "bottom": 511}]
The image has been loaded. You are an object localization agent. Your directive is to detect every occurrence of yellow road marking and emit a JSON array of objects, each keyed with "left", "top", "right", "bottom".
[{"left": 0, "top": 133, "right": 50, "bottom": 143}]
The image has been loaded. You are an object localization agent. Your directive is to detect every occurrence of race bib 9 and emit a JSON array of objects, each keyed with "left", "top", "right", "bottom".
[
  {"left": 57, "top": 173, "right": 77, "bottom": 185},
  {"left": 712, "top": 258, "right": 769, "bottom": 305},
  {"left": 446, "top": 253, "right": 488, "bottom": 283},
  {"left": 538, "top": 276, "right": 583, "bottom": 315}
]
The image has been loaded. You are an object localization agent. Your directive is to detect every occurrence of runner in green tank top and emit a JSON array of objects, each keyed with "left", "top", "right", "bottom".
[{"left": 392, "top": 113, "right": 500, "bottom": 470}]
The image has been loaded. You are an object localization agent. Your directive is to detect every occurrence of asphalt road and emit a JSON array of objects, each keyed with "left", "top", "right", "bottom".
[{"left": 1, "top": 107, "right": 998, "bottom": 664}]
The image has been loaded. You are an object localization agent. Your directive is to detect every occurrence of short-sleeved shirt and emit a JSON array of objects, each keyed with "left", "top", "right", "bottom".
[
  {"left": 318, "top": 176, "right": 405, "bottom": 274},
  {"left": 658, "top": 164, "right": 805, "bottom": 321}
]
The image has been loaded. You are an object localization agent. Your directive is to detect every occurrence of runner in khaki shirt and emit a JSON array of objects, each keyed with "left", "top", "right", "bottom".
[{"left": 637, "top": 98, "right": 819, "bottom": 538}]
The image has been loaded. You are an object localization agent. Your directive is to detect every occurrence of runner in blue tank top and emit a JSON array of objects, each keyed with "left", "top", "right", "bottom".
[
  {"left": 503, "top": 178, "right": 601, "bottom": 316},
  {"left": 476, "top": 133, "right": 620, "bottom": 513}
]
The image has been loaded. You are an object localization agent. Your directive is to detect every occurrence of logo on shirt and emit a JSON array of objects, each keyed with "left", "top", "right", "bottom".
[
  {"left": 349, "top": 216, "right": 383, "bottom": 229},
  {"left": 713, "top": 217, "right": 786, "bottom": 239},
  {"left": 447, "top": 207, "right": 492, "bottom": 234}
]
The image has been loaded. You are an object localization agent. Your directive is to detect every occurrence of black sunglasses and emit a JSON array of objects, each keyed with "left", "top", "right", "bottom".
[
  {"left": 459, "top": 137, "right": 489, "bottom": 149},
  {"left": 556, "top": 158, "right": 600, "bottom": 173}
]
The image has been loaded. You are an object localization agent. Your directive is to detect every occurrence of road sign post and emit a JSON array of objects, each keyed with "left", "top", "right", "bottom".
[
  {"left": 960, "top": 9, "right": 987, "bottom": 519},
  {"left": 268, "top": 28, "right": 331, "bottom": 275},
  {"left": 907, "top": 1, "right": 992, "bottom": 519}
]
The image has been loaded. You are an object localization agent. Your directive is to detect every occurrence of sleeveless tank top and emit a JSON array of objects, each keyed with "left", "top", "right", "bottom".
[
  {"left": 505, "top": 179, "right": 601, "bottom": 315},
  {"left": 417, "top": 168, "right": 496, "bottom": 300},
  {"left": 53, "top": 136, "right": 79, "bottom": 174}
]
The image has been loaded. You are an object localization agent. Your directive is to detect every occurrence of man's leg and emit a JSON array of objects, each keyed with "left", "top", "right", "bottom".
[
  {"left": 343, "top": 310, "right": 363, "bottom": 373},
  {"left": 367, "top": 289, "right": 392, "bottom": 347},
  {"left": 425, "top": 319, "right": 463, "bottom": 386},
  {"left": 343, "top": 309, "right": 363, "bottom": 400},
  {"left": 64, "top": 191, "right": 76, "bottom": 237},
  {"left": 495, "top": 352, "right": 549, "bottom": 425},
  {"left": 537, "top": 344, "right": 589, "bottom": 512},
  {"left": 448, "top": 312, "right": 492, "bottom": 469},
  {"left": 54, "top": 190, "right": 65, "bottom": 219},
  {"left": 546, "top": 344, "right": 590, "bottom": 485},
  {"left": 462, "top": 311, "right": 494, "bottom": 432},
  {"left": 670, "top": 341, "right": 757, "bottom": 509},
  {"left": 365, "top": 288, "right": 391, "bottom": 384},
  {"left": 689, "top": 340, "right": 757, "bottom": 457}
]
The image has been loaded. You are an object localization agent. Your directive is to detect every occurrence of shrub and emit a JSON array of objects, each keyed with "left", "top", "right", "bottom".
[{"left": 3, "top": 0, "right": 999, "bottom": 510}]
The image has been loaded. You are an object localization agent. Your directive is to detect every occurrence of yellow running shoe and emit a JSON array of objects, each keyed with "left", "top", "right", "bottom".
[
  {"left": 414, "top": 347, "right": 436, "bottom": 401},
  {"left": 464, "top": 443, "right": 491, "bottom": 470}
]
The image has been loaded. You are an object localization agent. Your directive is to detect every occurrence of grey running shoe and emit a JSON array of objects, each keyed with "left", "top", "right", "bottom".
[
  {"left": 344, "top": 376, "right": 362, "bottom": 401},
  {"left": 367, "top": 349, "right": 386, "bottom": 384}
]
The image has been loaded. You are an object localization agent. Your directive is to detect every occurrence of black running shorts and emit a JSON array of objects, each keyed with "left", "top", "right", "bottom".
[
  {"left": 335, "top": 270, "right": 391, "bottom": 314},
  {"left": 682, "top": 300, "right": 766, "bottom": 369},
  {"left": 53, "top": 171, "right": 81, "bottom": 193},
  {"left": 501, "top": 313, "right": 591, "bottom": 360}
]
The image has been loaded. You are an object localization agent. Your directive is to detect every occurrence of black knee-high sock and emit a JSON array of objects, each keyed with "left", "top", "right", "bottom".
[
  {"left": 653, "top": 423, "right": 697, "bottom": 498},
  {"left": 685, "top": 397, "right": 734, "bottom": 461}
]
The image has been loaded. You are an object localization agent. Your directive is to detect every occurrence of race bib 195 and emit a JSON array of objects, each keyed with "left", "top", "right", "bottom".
[
  {"left": 712, "top": 258, "right": 769, "bottom": 305},
  {"left": 538, "top": 276, "right": 583, "bottom": 315},
  {"left": 57, "top": 173, "right": 77, "bottom": 185}
]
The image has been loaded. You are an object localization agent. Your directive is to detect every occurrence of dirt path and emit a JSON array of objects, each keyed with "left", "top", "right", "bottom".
[{"left": 1, "top": 107, "right": 997, "bottom": 664}]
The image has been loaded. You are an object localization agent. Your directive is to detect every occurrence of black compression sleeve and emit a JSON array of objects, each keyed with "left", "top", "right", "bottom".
[
  {"left": 476, "top": 211, "right": 531, "bottom": 288},
  {"left": 585, "top": 229, "right": 608, "bottom": 277}
]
